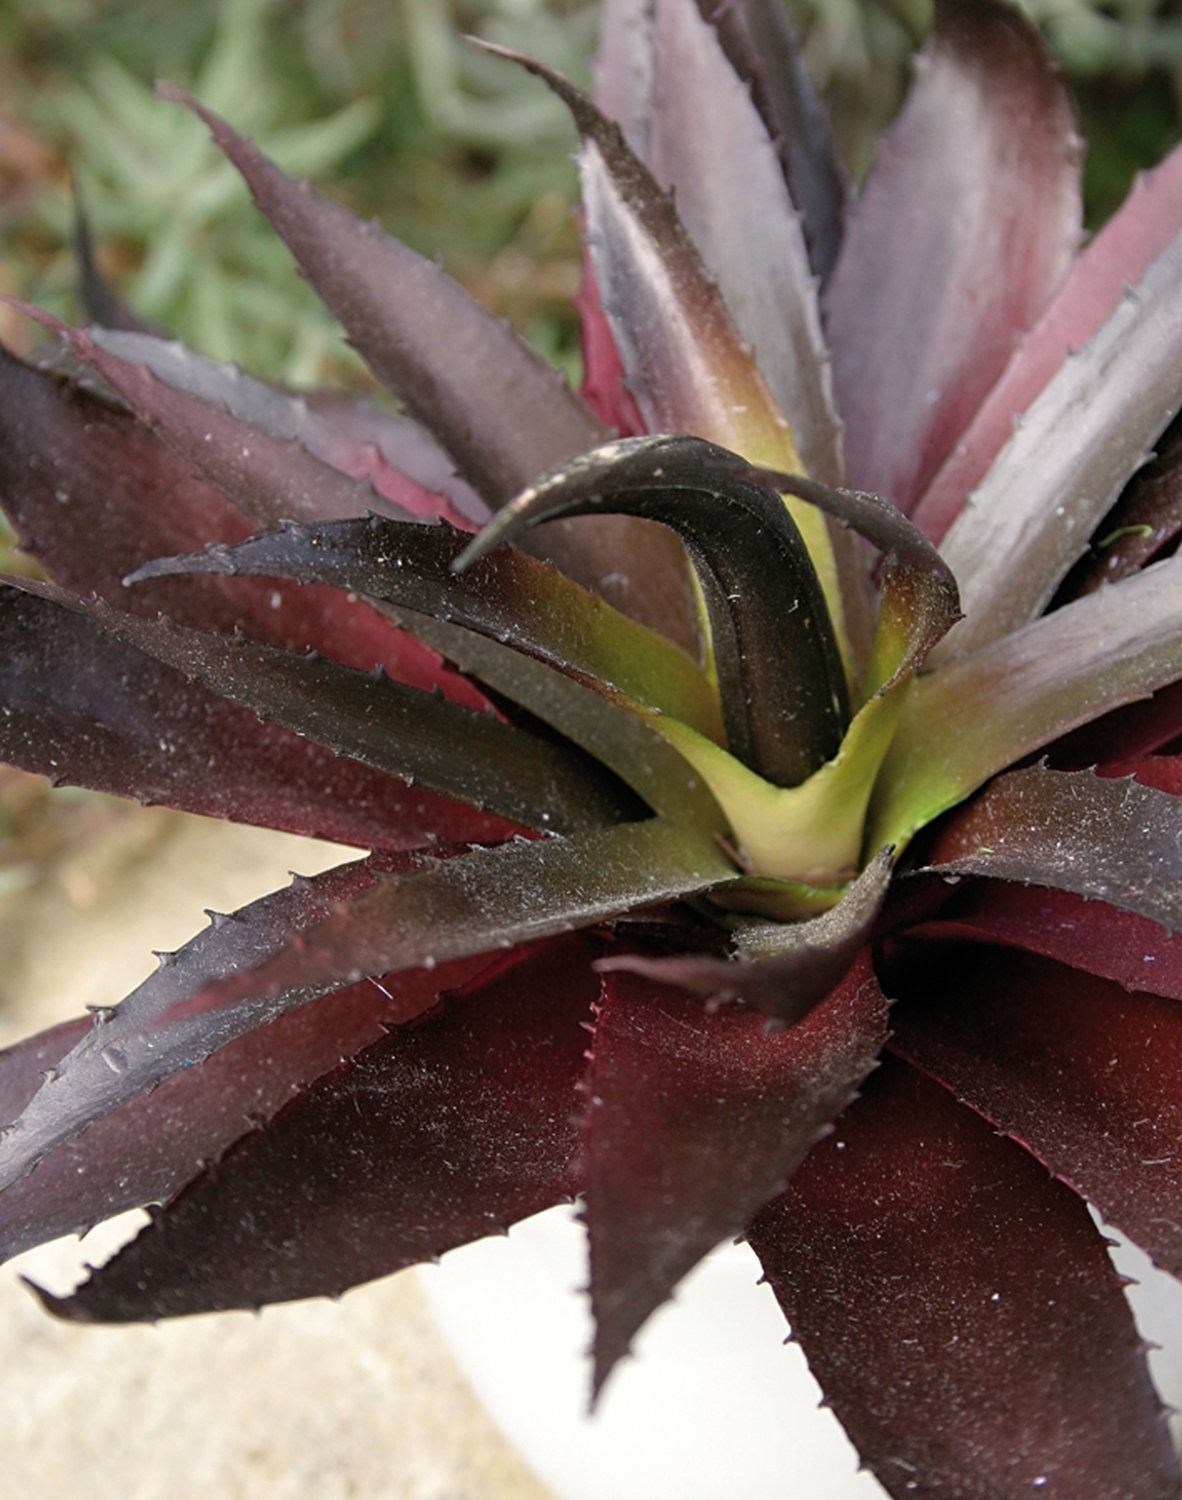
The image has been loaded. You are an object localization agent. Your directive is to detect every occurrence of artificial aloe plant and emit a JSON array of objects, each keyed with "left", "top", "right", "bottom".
[{"left": 3, "top": 0, "right": 1182, "bottom": 1494}]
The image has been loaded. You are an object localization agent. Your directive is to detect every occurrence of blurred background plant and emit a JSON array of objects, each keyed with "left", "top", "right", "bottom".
[{"left": 0, "top": 0, "right": 1180, "bottom": 887}]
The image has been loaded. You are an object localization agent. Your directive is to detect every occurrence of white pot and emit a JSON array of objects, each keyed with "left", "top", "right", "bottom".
[
  {"left": 421, "top": 1207, "right": 1182, "bottom": 1500},
  {"left": 418, "top": 1205, "right": 885, "bottom": 1500}
]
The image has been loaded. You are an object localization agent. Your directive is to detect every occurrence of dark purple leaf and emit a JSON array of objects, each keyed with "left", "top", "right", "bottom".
[
  {"left": 129, "top": 512, "right": 722, "bottom": 738},
  {"left": 14, "top": 306, "right": 470, "bottom": 530},
  {"left": 742, "top": 463, "right": 961, "bottom": 695},
  {"left": 582, "top": 949, "right": 887, "bottom": 1393},
  {"left": 376, "top": 604, "right": 726, "bottom": 830},
  {"left": 921, "top": 761, "right": 1182, "bottom": 932},
  {"left": 0, "top": 819, "right": 734, "bottom": 1197},
  {"left": 0, "top": 583, "right": 514, "bottom": 850},
  {"left": 459, "top": 434, "right": 849, "bottom": 787},
  {"left": 824, "top": 0, "right": 1082, "bottom": 512},
  {"left": 161, "top": 85, "right": 696, "bottom": 645},
  {"left": 33, "top": 935, "right": 601, "bottom": 1316},
  {"left": 158, "top": 84, "right": 604, "bottom": 509},
  {"left": 913, "top": 138, "right": 1182, "bottom": 543},
  {"left": 598, "top": 847, "right": 892, "bottom": 1024},
  {"left": 0, "top": 956, "right": 493, "bottom": 1261},
  {"left": 14, "top": 578, "right": 633, "bottom": 835},
  {"left": 748, "top": 1056, "right": 1180, "bottom": 1500},
  {"left": 892, "top": 940, "right": 1182, "bottom": 1280},
  {"left": 593, "top": 0, "right": 844, "bottom": 486},
  {"left": 0, "top": 340, "right": 481, "bottom": 704},
  {"left": 486, "top": 43, "right": 852, "bottom": 658}
]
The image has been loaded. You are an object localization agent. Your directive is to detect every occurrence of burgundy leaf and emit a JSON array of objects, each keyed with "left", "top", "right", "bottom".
[
  {"left": 1050, "top": 681, "right": 1182, "bottom": 771},
  {"left": 0, "top": 340, "right": 480, "bottom": 703},
  {"left": 913, "top": 138, "right": 1182, "bottom": 543},
  {"left": 15, "top": 578, "right": 632, "bottom": 836},
  {"left": 902, "top": 879, "right": 1182, "bottom": 1000},
  {"left": 300, "top": 388, "right": 486, "bottom": 521},
  {"left": 0, "top": 820, "right": 734, "bottom": 1197},
  {"left": 598, "top": 847, "right": 892, "bottom": 1024},
  {"left": 158, "top": 84, "right": 604, "bottom": 509},
  {"left": 459, "top": 434, "right": 849, "bottom": 787},
  {"left": 594, "top": 0, "right": 844, "bottom": 486},
  {"left": 892, "top": 940, "right": 1182, "bottom": 1280},
  {"left": 15, "top": 307, "right": 471, "bottom": 530},
  {"left": 0, "top": 957, "right": 492, "bottom": 1262},
  {"left": 34, "top": 935, "right": 601, "bottom": 1317},
  {"left": 923, "top": 762, "right": 1182, "bottom": 932},
  {"left": 824, "top": 0, "right": 1081, "bottom": 512},
  {"left": 583, "top": 950, "right": 887, "bottom": 1393},
  {"left": 0, "top": 584, "right": 513, "bottom": 850},
  {"left": 487, "top": 41, "right": 851, "bottom": 656},
  {"left": 161, "top": 85, "right": 695, "bottom": 644},
  {"left": 748, "top": 1056, "right": 1179, "bottom": 1500}
]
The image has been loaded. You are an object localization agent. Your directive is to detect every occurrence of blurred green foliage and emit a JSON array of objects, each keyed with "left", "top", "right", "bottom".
[{"left": 1, "top": 0, "right": 1179, "bottom": 389}]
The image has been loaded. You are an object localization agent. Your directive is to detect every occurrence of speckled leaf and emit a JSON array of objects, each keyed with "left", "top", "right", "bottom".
[
  {"left": 0, "top": 340, "right": 476, "bottom": 702},
  {"left": 459, "top": 434, "right": 848, "bottom": 787},
  {"left": 162, "top": 84, "right": 695, "bottom": 644},
  {"left": 0, "top": 820, "right": 734, "bottom": 1196},
  {"left": 913, "top": 138, "right": 1182, "bottom": 543},
  {"left": 159, "top": 83, "right": 603, "bottom": 507},
  {"left": 31, "top": 936, "right": 600, "bottom": 1316},
  {"left": 901, "top": 879, "right": 1182, "bottom": 1000},
  {"left": 583, "top": 950, "right": 887, "bottom": 1393},
  {"left": 16, "top": 303, "right": 446, "bottom": 529},
  {"left": 825, "top": 0, "right": 1081, "bottom": 512},
  {"left": 748, "top": 1056, "right": 1180, "bottom": 1500},
  {"left": 486, "top": 44, "right": 847, "bottom": 650},
  {"left": 742, "top": 464, "right": 961, "bottom": 696},
  {"left": 598, "top": 847, "right": 892, "bottom": 1023},
  {"left": 130, "top": 512, "right": 722, "bottom": 739},
  {"left": 697, "top": 0, "right": 846, "bottom": 281},
  {"left": 892, "top": 941, "right": 1182, "bottom": 1280},
  {"left": 918, "top": 762, "right": 1182, "bottom": 932},
  {"left": 0, "top": 956, "right": 492, "bottom": 1262},
  {"left": 872, "top": 552, "right": 1182, "bottom": 851},
  {"left": 0, "top": 584, "right": 514, "bottom": 850},
  {"left": 933, "top": 226, "right": 1182, "bottom": 660},
  {"left": 91, "top": 329, "right": 485, "bottom": 523},
  {"left": 594, "top": 0, "right": 844, "bottom": 485},
  {"left": 15, "top": 578, "right": 632, "bottom": 835}
]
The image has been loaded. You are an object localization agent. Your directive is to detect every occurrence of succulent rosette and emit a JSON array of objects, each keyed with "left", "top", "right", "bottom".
[{"left": 4, "top": 0, "right": 1182, "bottom": 1493}]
